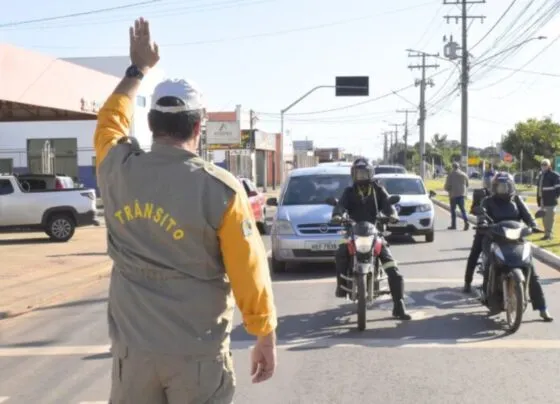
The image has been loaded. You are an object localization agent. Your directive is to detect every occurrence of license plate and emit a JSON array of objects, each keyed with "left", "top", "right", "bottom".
[
  {"left": 391, "top": 221, "right": 407, "bottom": 227},
  {"left": 306, "top": 242, "right": 338, "bottom": 251}
]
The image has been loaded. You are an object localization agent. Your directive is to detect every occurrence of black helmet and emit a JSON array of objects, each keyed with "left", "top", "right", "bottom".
[
  {"left": 351, "top": 158, "right": 373, "bottom": 185},
  {"left": 491, "top": 171, "right": 515, "bottom": 200}
]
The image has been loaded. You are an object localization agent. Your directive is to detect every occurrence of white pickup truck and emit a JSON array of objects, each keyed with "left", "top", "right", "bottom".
[{"left": 0, "top": 174, "right": 99, "bottom": 242}]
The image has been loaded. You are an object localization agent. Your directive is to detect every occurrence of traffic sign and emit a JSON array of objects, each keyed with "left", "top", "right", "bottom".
[{"left": 335, "top": 76, "right": 369, "bottom": 96}]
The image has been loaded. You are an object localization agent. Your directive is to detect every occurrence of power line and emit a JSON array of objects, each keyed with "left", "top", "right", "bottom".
[
  {"left": 0, "top": 0, "right": 161, "bottom": 28},
  {"left": 476, "top": 64, "right": 560, "bottom": 78},
  {"left": 3, "top": 1, "right": 434, "bottom": 34},
  {"left": 470, "top": 0, "right": 518, "bottom": 50},
  {"left": 471, "top": 32, "right": 560, "bottom": 90}
]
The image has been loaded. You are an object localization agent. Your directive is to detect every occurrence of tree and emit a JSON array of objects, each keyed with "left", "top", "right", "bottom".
[{"left": 501, "top": 117, "right": 560, "bottom": 170}]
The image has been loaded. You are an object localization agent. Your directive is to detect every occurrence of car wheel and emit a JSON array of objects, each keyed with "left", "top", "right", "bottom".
[
  {"left": 271, "top": 253, "right": 287, "bottom": 273},
  {"left": 46, "top": 213, "right": 76, "bottom": 242},
  {"left": 425, "top": 230, "right": 435, "bottom": 243}
]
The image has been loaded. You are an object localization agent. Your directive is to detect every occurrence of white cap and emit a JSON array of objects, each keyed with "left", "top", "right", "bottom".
[{"left": 150, "top": 78, "right": 205, "bottom": 113}]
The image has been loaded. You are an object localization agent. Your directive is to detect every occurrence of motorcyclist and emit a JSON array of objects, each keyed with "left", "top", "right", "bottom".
[
  {"left": 331, "top": 158, "right": 411, "bottom": 320},
  {"left": 463, "top": 171, "right": 553, "bottom": 322}
]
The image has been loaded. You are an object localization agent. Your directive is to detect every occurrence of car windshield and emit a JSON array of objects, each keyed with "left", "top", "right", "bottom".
[
  {"left": 282, "top": 174, "right": 352, "bottom": 205},
  {"left": 377, "top": 177, "right": 426, "bottom": 195},
  {"left": 374, "top": 166, "right": 405, "bottom": 174}
]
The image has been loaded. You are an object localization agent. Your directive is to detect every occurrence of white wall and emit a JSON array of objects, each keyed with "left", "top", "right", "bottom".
[{"left": 0, "top": 56, "right": 166, "bottom": 167}]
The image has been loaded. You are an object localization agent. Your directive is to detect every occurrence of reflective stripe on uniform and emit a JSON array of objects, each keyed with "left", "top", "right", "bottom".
[{"left": 381, "top": 261, "right": 397, "bottom": 269}]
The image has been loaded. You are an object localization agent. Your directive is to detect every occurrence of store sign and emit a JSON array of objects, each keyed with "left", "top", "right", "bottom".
[
  {"left": 80, "top": 98, "right": 101, "bottom": 113},
  {"left": 206, "top": 121, "right": 241, "bottom": 145},
  {"left": 254, "top": 131, "right": 276, "bottom": 151}
]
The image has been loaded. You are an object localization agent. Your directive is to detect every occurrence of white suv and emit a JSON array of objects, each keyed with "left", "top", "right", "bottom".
[{"left": 374, "top": 173, "right": 435, "bottom": 242}]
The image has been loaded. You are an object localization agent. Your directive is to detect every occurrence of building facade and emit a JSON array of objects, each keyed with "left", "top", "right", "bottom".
[{"left": 0, "top": 48, "right": 164, "bottom": 193}]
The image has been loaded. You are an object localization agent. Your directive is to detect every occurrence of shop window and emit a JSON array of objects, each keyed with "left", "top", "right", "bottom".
[{"left": 136, "top": 96, "right": 146, "bottom": 107}]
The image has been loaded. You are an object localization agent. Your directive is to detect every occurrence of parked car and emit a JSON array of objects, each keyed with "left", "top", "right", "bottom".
[
  {"left": 373, "top": 173, "right": 435, "bottom": 242},
  {"left": 237, "top": 177, "right": 267, "bottom": 234},
  {"left": 15, "top": 173, "right": 75, "bottom": 190},
  {"left": 0, "top": 175, "right": 99, "bottom": 242},
  {"left": 266, "top": 165, "right": 352, "bottom": 272},
  {"left": 373, "top": 164, "right": 407, "bottom": 174}
]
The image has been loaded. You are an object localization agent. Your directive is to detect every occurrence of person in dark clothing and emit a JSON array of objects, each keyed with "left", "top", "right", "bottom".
[
  {"left": 463, "top": 171, "right": 553, "bottom": 322},
  {"left": 331, "top": 158, "right": 411, "bottom": 320}
]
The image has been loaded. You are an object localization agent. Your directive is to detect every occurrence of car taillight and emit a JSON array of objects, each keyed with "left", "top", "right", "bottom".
[
  {"left": 80, "top": 192, "right": 95, "bottom": 200},
  {"left": 55, "top": 179, "right": 63, "bottom": 189}
]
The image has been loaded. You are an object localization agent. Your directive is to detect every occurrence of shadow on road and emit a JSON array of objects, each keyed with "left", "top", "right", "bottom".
[
  {"left": 0, "top": 339, "right": 59, "bottom": 348},
  {"left": 231, "top": 285, "right": 507, "bottom": 349},
  {"left": 83, "top": 352, "right": 112, "bottom": 361},
  {"left": 47, "top": 252, "right": 107, "bottom": 258},
  {"left": 33, "top": 297, "right": 108, "bottom": 311},
  {"left": 0, "top": 238, "right": 52, "bottom": 245}
]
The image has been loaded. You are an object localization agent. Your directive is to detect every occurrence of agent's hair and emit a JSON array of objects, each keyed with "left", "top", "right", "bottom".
[{"left": 147, "top": 96, "right": 202, "bottom": 141}]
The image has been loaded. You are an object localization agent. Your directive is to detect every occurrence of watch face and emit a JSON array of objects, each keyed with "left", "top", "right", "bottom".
[{"left": 126, "top": 65, "right": 142, "bottom": 78}]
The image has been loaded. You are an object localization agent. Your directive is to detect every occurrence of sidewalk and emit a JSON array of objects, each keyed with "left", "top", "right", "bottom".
[{"left": 0, "top": 228, "right": 111, "bottom": 319}]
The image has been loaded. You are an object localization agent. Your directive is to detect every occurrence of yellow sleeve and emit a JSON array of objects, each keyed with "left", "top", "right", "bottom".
[
  {"left": 217, "top": 192, "right": 277, "bottom": 337},
  {"left": 93, "top": 93, "right": 133, "bottom": 168}
]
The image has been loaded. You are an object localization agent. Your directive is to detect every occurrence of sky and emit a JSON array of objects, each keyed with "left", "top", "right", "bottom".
[{"left": 2, "top": 0, "right": 560, "bottom": 159}]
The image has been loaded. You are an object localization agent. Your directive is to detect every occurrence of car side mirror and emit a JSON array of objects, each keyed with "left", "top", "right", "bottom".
[
  {"left": 247, "top": 190, "right": 258, "bottom": 197},
  {"left": 428, "top": 190, "right": 436, "bottom": 198},
  {"left": 266, "top": 197, "right": 278, "bottom": 206},
  {"left": 388, "top": 195, "right": 400, "bottom": 205},
  {"left": 325, "top": 197, "right": 338, "bottom": 206}
]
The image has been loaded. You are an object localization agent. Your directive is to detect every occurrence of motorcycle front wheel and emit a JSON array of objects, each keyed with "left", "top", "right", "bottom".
[
  {"left": 504, "top": 269, "right": 525, "bottom": 333},
  {"left": 356, "top": 273, "right": 367, "bottom": 331}
]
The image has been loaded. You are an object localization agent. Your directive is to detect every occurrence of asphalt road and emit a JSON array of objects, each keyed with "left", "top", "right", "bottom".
[{"left": 2, "top": 207, "right": 560, "bottom": 403}]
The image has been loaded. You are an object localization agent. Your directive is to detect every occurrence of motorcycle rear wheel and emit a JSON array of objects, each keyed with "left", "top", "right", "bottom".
[
  {"left": 356, "top": 273, "right": 367, "bottom": 331},
  {"left": 504, "top": 269, "right": 525, "bottom": 333}
]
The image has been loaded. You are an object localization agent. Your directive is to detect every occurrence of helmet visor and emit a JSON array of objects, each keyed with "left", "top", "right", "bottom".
[
  {"left": 495, "top": 182, "right": 510, "bottom": 195},
  {"left": 354, "top": 168, "right": 371, "bottom": 181}
]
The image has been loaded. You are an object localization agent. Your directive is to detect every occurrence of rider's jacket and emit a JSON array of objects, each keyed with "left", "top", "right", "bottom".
[
  {"left": 479, "top": 194, "right": 536, "bottom": 228},
  {"left": 332, "top": 181, "right": 395, "bottom": 223}
]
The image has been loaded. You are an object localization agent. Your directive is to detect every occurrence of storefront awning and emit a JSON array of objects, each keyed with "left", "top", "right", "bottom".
[{"left": 0, "top": 44, "right": 119, "bottom": 122}]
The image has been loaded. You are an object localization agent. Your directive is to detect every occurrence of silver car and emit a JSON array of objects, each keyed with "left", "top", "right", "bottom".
[{"left": 266, "top": 165, "right": 352, "bottom": 272}]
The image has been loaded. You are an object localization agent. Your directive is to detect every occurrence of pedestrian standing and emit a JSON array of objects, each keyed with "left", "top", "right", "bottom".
[
  {"left": 94, "top": 18, "right": 277, "bottom": 403},
  {"left": 444, "top": 162, "right": 470, "bottom": 230},
  {"left": 536, "top": 158, "right": 560, "bottom": 240}
]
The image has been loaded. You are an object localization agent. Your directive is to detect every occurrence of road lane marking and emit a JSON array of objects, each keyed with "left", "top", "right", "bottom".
[
  {"left": 79, "top": 402, "right": 108, "bottom": 404},
  {"left": 2, "top": 337, "right": 560, "bottom": 357},
  {"left": 273, "top": 278, "right": 465, "bottom": 285}
]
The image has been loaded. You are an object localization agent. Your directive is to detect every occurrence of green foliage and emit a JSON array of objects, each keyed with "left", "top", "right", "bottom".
[{"left": 501, "top": 117, "right": 560, "bottom": 169}]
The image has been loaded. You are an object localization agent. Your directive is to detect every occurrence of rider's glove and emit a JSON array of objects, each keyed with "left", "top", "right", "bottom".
[
  {"left": 388, "top": 215, "right": 399, "bottom": 224},
  {"left": 331, "top": 215, "right": 342, "bottom": 223}
]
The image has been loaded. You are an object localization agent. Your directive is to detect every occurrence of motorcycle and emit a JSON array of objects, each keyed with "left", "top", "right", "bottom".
[
  {"left": 472, "top": 205, "right": 543, "bottom": 333},
  {"left": 326, "top": 195, "right": 401, "bottom": 331}
]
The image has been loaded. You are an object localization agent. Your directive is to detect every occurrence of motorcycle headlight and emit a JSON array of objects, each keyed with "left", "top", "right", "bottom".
[
  {"left": 354, "top": 235, "right": 375, "bottom": 253},
  {"left": 273, "top": 219, "right": 294, "bottom": 235},
  {"left": 416, "top": 203, "right": 432, "bottom": 212}
]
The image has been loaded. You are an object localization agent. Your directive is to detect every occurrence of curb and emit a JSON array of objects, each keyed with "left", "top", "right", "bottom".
[{"left": 431, "top": 198, "right": 560, "bottom": 270}]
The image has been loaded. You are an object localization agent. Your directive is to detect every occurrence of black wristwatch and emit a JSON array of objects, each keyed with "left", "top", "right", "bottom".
[{"left": 125, "top": 64, "right": 144, "bottom": 80}]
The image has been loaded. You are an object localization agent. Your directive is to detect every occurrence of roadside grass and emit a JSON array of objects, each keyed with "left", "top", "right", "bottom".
[{"left": 433, "top": 194, "right": 560, "bottom": 255}]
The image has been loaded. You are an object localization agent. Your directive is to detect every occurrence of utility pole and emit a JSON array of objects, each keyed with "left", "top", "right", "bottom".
[
  {"left": 249, "top": 109, "right": 258, "bottom": 182},
  {"left": 408, "top": 50, "right": 439, "bottom": 179},
  {"left": 444, "top": 0, "right": 486, "bottom": 170},
  {"left": 382, "top": 132, "right": 390, "bottom": 163},
  {"left": 396, "top": 109, "right": 415, "bottom": 168}
]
